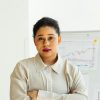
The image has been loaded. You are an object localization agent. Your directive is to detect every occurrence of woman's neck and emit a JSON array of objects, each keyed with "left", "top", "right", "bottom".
[{"left": 40, "top": 54, "right": 58, "bottom": 65}]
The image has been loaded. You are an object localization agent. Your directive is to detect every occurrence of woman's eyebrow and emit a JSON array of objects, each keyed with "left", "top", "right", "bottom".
[
  {"left": 37, "top": 34, "right": 55, "bottom": 37},
  {"left": 48, "top": 34, "right": 55, "bottom": 36},
  {"left": 37, "top": 35, "right": 43, "bottom": 37}
]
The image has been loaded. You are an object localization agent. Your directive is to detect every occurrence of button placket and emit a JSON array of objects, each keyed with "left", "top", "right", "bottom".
[{"left": 44, "top": 67, "right": 52, "bottom": 92}]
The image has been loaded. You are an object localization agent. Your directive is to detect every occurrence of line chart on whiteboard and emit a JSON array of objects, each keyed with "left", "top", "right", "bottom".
[{"left": 58, "top": 39, "right": 99, "bottom": 70}]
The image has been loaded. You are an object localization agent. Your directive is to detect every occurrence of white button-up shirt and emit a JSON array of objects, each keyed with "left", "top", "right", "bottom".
[{"left": 10, "top": 53, "right": 88, "bottom": 100}]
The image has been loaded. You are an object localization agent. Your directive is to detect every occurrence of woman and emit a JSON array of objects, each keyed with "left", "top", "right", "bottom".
[{"left": 10, "top": 17, "right": 88, "bottom": 100}]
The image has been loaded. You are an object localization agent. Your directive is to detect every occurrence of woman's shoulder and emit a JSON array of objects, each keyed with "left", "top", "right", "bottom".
[
  {"left": 14, "top": 56, "right": 36, "bottom": 71},
  {"left": 12, "top": 57, "right": 35, "bottom": 75},
  {"left": 62, "top": 58, "right": 78, "bottom": 75},
  {"left": 16, "top": 56, "right": 34, "bottom": 66}
]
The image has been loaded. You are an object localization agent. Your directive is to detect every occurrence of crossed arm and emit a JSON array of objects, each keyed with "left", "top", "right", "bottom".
[{"left": 27, "top": 89, "right": 88, "bottom": 100}]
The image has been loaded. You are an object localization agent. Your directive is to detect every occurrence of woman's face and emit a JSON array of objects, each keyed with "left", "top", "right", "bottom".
[{"left": 34, "top": 26, "right": 61, "bottom": 59}]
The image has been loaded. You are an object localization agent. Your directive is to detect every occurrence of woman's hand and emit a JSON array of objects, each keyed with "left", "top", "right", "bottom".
[{"left": 27, "top": 90, "right": 38, "bottom": 100}]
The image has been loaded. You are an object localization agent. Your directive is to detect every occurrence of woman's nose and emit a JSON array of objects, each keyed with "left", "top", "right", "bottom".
[{"left": 43, "top": 39, "right": 50, "bottom": 46}]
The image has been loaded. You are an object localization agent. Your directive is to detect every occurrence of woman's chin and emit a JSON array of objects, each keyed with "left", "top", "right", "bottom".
[{"left": 40, "top": 53, "right": 52, "bottom": 58}]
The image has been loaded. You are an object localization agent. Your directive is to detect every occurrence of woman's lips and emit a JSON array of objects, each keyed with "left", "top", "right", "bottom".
[{"left": 42, "top": 48, "right": 51, "bottom": 52}]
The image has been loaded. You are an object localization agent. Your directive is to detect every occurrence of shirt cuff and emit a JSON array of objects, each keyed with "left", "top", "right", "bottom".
[
  {"left": 37, "top": 90, "right": 53, "bottom": 100},
  {"left": 37, "top": 90, "right": 64, "bottom": 100}
]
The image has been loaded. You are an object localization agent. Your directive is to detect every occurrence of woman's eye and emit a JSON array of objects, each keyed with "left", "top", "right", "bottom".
[
  {"left": 48, "top": 37, "right": 54, "bottom": 40},
  {"left": 38, "top": 37, "right": 43, "bottom": 41}
]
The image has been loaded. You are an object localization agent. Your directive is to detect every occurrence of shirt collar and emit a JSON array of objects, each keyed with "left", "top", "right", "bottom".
[
  {"left": 34, "top": 53, "right": 47, "bottom": 71},
  {"left": 51, "top": 54, "right": 63, "bottom": 74},
  {"left": 34, "top": 53, "right": 63, "bottom": 73}
]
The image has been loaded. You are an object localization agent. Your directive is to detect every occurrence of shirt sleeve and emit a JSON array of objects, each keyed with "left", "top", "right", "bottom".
[
  {"left": 37, "top": 63, "right": 88, "bottom": 100},
  {"left": 37, "top": 90, "right": 88, "bottom": 100},
  {"left": 10, "top": 62, "right": 30, "bottom": 100}
]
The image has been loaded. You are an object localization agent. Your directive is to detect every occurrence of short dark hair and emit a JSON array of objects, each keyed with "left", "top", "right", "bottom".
[{"left": 33, "top": 17, "right": 60, "bottom": 38}]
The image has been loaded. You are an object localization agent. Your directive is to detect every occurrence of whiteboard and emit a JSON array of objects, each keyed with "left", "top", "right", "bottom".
[{"left": 58, "top": 31, "right": 100, "bottom": 72}]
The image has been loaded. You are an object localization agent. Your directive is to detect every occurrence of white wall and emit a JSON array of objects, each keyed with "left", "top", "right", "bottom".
[
  {"left": 0, "top": 0, "right": 29, "bottom": 100},
  {"left": 30, "top": 0, "right": 100, "bottom": 31},
  {"left": 29, "top": 0, "right": 100, "bottom": 100}
]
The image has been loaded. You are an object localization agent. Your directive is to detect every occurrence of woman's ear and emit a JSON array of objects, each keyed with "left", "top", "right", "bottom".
[{"left": 58, "top": 36, "right": 61, "bottom": 44}]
